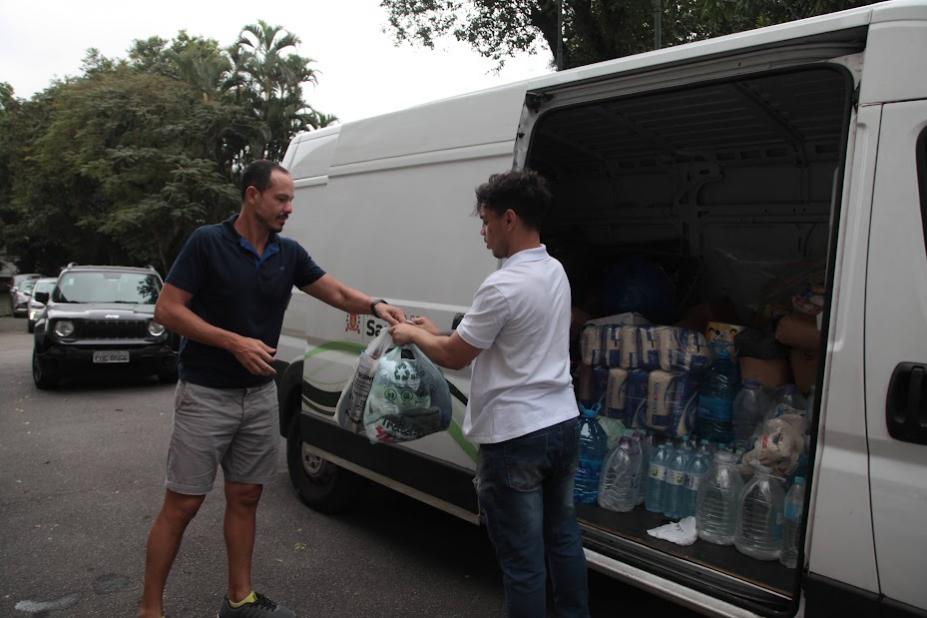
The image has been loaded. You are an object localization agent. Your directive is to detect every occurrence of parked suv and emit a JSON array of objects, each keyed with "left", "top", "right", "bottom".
[
  {"left": 9, "top": 273, "right": 41, "bottom": 316},
  {"left": 31, "top": 264, "right": 178, "bottom": 389}
]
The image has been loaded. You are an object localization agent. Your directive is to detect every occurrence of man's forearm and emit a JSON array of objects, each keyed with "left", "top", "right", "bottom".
[
  {"left": 155, "top": 302, "right": 238, "bottom": 352},
  {"left": 407, "top": 330, "right": 461, "bottom": 370}
]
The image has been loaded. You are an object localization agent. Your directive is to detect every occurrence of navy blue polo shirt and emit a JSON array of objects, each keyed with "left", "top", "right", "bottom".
[{"left": 166, "top": 214, "right": 325, "bottom": 388}]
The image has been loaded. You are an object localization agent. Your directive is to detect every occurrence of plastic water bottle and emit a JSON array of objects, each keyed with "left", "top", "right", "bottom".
[
  {"left": 663, "top": 440, "right": 692, "bottom": 519},
  {"left": 574, "top": 405, "right": 609, "bottom": 504},
  {"left": 732, "top": 381, "right": 769, "bottom": 451},
  {"left": 735, "top": 464, "right": 786, "bottom": 560},
  {"left": 683, "top": 441, "right": 712, "bottom": 518},
  {"left": 636, "top": 431, "right": 651, "bottom": 505},
  {"left": 768, "top": 384, "right": 806, "bottom": 419},
  {"left": 627, "top": 432, "right": 644, "bottom": 507},
  {"left": 696, "top": 450, "right": 744, "bottom": 545},
  {"left": 598, "top": 436, "right": 639, "bottom": 512},
  {"left": 645, "top": 441, "right": 670, "bottom": 513},
  {"left": 696, "top": 343, "right": 740, "bottom": 443},
  {"left": 780, "top": 477, "right": 806, "bottom": 567}
]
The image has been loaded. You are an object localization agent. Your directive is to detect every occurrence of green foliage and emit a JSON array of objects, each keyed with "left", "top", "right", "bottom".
[
  {"left": 380, "top": 0, "right": 881, "bottom": 69},
  {"left": 0, "top": 23, "right": 336, "bottom": 275}
]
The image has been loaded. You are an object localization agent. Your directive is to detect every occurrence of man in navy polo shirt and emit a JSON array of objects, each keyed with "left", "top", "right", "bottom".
[{"left": 138, "top": 160, "right": 405, "bottom": 618}]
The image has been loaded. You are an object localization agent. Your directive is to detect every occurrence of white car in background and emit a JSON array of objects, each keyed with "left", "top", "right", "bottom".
[{"left": 26, "top": 277, "right": 57, "bottom": 333}]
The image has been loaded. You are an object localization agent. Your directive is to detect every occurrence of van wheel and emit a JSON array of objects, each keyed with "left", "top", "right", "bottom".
[
  {"left": 286, "top": 412, "right": 357, "bottom": 514},
  {"left": 32, "top": 351, "right": 58, "bottom": 390}
]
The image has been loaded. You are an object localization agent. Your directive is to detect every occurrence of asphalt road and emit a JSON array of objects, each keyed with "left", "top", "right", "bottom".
[{"left": 0, "top": 316, "right": 699, "bottom": 617}]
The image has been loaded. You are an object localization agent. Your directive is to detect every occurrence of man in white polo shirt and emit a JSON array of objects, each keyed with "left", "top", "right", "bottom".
[{"left": 389, "top": 169, "right": 588, "bottom": 618}]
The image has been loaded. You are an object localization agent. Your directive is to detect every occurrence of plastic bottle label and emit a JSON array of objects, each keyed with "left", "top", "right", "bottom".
[
  {"left": 667, "top": 470, "right": 686, "bottom": 486},
  {"left": 784, "top": 502, "right": 802, "bottom": 521},
  {"left": 649, "top": 464, "right": 667, "bottom": 481}
]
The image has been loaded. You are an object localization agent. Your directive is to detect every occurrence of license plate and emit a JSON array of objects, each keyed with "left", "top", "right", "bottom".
[{"left": 92, "top": 350, "right": 130, "bottom": 364}]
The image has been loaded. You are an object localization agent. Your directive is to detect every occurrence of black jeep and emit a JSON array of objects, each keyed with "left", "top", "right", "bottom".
[{"left": 31, "top": 264, "right": 178, "bottom": 389}]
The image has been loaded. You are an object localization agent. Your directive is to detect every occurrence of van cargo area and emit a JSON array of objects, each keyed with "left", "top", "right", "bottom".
[{"left": 526, "top": 65, "right": 851, "bottom": 611}]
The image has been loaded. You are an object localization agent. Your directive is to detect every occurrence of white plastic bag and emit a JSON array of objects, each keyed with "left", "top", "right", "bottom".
[
  {"left": 335, "top": 330, "right": 392, "bottom": 434},
  {"left": 363, "top": 344, "right": 453, "bottom": 444}
]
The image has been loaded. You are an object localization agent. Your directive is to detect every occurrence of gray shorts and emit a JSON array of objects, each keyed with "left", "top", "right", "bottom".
[{"left": 165, "top": 380, "right": 279, "bottom": 495}]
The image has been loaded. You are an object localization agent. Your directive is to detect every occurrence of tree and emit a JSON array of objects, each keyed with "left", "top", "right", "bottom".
[
  {"left": 380, "top": 0, "right": 882, "bottom": 70},
  {"left": 230, "top": 20, "right": 335, "bottom": 161},
  {"left": 4, "top": 67, "right": 240, "bottom": 273},
  {"left": 1, "top": 24, "right": 337, "bottom": 274}
]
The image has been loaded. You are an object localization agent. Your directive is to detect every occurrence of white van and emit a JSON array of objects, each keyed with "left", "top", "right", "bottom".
[{"left": 275, "top": 2, "right": 927, "bottom": 616}]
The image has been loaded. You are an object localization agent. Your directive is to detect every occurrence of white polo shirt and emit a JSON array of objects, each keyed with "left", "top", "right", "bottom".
[{"left": 456, "top": 245, "right": 579, "bottom": 444}]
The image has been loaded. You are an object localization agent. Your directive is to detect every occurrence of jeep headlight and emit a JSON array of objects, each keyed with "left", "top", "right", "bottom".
[
  {"left": 54, "top": 320, "right": 75, "bottom": 338},
  {"left": 147, "top": 320, "right": 166, "bottom": 337},
  {"left": 29, "top": 310, "right": 38, "bottom": 321}
]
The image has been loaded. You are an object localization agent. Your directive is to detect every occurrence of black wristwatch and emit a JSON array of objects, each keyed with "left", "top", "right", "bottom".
[{"left": 370, "top": 299, "right": 387, "bottom": 319}]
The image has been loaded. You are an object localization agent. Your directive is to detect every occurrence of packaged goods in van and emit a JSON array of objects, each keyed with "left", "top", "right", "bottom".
[
  {"left": 363, "top": 344, "right": 452, "bottom": 444},
  {"left": 336, "top": 330, "right": 392, "bottom": 433},
  {"left": 577, "top": 363, "right": 609, "bottom": 408},
  {"left": 625, "top": 369, "right": 650, "bottom": 428},
  {"left": 580, "top": 313, "right": 651, "bottom": 367},
  {"left": 792, "top": 285, "right": 826, "bottom": 317},
  {"left": 654, "top": 326, "right": 710, "bottom": 373},
  {"left": 705, "top": 321, "right": 746, "bottom": 358},
  {"left": 645, "top": 371, "right": 698, "bottom": 437},
  {"left": 605, "top": 368, "right": 629, "bottom": 422},
  {"left": 775, "top": 313, "right": 819, "bottom": 351}
]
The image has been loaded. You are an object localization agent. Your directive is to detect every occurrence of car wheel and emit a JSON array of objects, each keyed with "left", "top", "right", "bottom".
[
  {"left": 27, "top": 321, "right": 34, "bottom": 334},
  {"left": 32, "top": 350, "right": 58, "bottom": 390},
  {"left": 286, "top": 411, "right": 357, "bottom": 514},
  {"left": 157, "top": 368, "right": 178, "bottom": 384}
]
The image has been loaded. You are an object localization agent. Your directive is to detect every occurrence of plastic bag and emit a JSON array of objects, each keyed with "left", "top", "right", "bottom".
[
  {"left": 363, "top": 344, "right": 453, "bottom": 444},
  {"left": 335, "top": 330, "right": 392, "bottom": 434},
  {"left": 742, "top": 413, "right": 806, "bottom": 478}
]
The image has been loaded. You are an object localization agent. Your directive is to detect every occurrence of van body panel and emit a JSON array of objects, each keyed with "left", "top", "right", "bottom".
[
  {"left": 858, "top": 21, "right": 927, "bottom": 105},
  {"left": 865, "top": 99, "right": 927, "bottom": 610},
  {"left": 804, "top": 104, "right": 881, "bottom": 594}
]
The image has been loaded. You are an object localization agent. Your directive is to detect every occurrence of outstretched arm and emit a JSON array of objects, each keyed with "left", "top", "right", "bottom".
[
  {"left": 389, "top": 322, "right": 481, "bottom": 370},
  {"left": 301, "top": 273, "right": 405, "bottom": 325}
]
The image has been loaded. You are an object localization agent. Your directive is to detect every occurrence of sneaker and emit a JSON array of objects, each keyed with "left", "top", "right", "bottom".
[{"left": 217, "top": 592, "right": 296, "bottom": 618}]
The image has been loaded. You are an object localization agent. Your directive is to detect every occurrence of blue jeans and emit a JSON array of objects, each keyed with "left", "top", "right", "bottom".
[{"left": 475, "top": 418, "right": 590, "bottom": 618}]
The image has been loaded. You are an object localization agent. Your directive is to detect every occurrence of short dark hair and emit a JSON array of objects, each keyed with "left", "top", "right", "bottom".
[
  {"left": 241, "top": 159, "right": 289, "bottom": 200},
  {"left": 474, "top": 169, "right": 552, "bottom": 230}
]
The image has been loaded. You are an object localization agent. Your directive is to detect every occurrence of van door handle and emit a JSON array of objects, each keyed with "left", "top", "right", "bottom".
[{"left": 886, "top": 362, "right": 927, "bottom": 445}]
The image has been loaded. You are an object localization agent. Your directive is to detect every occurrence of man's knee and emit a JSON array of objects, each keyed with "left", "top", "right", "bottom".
[
  {"left": 160, "top": 491, "right": 205, "bottom": 526},
  {"left": 225, "top": 482, "right": 263, "bottom": 509}
]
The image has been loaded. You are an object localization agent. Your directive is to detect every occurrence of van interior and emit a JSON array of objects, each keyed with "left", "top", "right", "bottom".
[{"left": 526, "top": 65, "right": 851, "bottom": 612}]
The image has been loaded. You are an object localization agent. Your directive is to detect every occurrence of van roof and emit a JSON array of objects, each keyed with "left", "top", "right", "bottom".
[{"left": 287, "top": 0, "right": 926, "bottom": 176}]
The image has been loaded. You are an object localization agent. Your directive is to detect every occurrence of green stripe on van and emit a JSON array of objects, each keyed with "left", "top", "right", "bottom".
[{"left": 304, "top": 339, "right": 477, "bottom": 463}]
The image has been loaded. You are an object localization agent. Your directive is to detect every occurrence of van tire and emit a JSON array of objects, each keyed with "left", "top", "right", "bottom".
[{"left": 286, "top": 412, "right": 356, "bottom": 514}]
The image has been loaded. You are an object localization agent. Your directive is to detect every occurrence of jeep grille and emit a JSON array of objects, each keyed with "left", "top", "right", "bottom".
[{"left": 75, "top": 319, "right": 149, "bottom": 339}]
